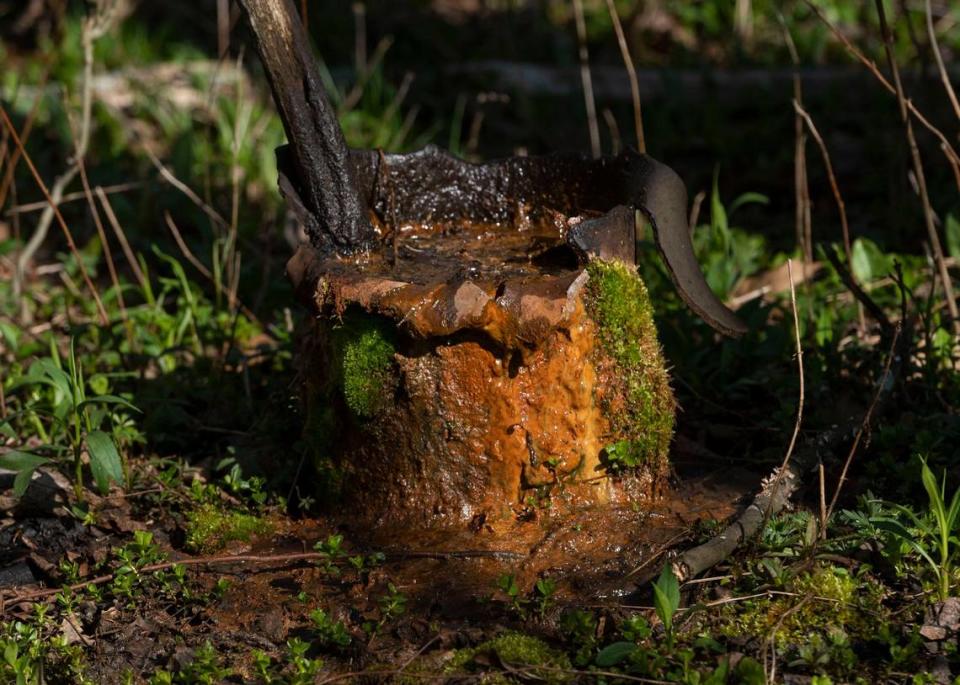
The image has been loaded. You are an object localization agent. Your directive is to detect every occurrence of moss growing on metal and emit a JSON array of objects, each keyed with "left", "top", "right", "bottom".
[
  {"left": 337, "top": 318, "right": 397, "bottom": 419},
  {"left": 584, "top": 259, "right": 675, "bottom": 473},
  {"left": 445, "top": 632, "right": 572, "bottom": 683},
  {"left": 185, "top": 503, "right": 270, "bottom": 553}
]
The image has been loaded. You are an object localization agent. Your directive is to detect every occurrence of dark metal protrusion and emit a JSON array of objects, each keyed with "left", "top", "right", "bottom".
[{"left": 237, "top": 0, "right": 375, "bottom": 254}]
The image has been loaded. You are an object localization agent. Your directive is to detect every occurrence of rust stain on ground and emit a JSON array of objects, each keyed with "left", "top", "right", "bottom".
[{"left": 198, "top": 464, "right": 755, "bottom": 650}]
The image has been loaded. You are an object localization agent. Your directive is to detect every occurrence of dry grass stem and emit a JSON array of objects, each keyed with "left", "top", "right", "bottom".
[
  {"left": 5, "top": 182, "right": 143, "bottom": 216},
  {"left": 0, "top": 104, "right": 109, "bottom": 325},
  {"left": 143, "top": 146, "right": 229, "bottom": 230},
  {"left": 802, "top": 0, "right": 960, "bottom": 193},
  {"left": 572, "top": 0, "right": 601, "bottom": 158},
  {"left": 779, "top": 259, "right": 805, "bottom": 478},
  {"left": 164, "top": 212, "right": 261, "bottom": 325},
  {"left": 825, "top": 324, "right": 902, "bottom": 523},
  {"left": 602, "top": 107, "right": 621, "bottom": 155},
  {"left": 0, "top": 62, "right": 50, "bottom": 210},
  {"left": 95, "top": 185, "right": 148, "bottom": 293},
  {"left": 792, "top": 99, "right": 866, "bottom": 331},
  {"left": 778, "top": 12, "right": 812, "bottom": 263},
  {"left": 688, "top": 190, "right": 706, "bottom": 235},
  {"left": 604, "top": 0, "right": 645, "bottom": 153},
  {"left": 216, "top": 0, "right": 230, "bottom": 58},
  {"left": 819, "top": 461, "right": 827, "bottom": 538},
  {"left": 341, "top": 36, "right": 394, "bottom": 113},
  {"left": 353, "top": 3, "right": 367, "bottom": 75},
  {"left": 76, "top": 155, "right": 126, "bottom": 320},
  {"left": 874, "top": 0, "right": 959, "bottom": 332},
  {"left": 925, "top": 0, "right": 960, "bottom": 121}
]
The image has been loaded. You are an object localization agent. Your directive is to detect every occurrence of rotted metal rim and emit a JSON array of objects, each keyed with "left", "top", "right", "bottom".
[{"left": 278, "top": 144, "right": 747, "bottom": 338}]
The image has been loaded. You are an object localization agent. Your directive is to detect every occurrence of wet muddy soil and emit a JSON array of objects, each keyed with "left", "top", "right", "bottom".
[{"left": 0, "top": 451, "right": 762, "bottom": 682}]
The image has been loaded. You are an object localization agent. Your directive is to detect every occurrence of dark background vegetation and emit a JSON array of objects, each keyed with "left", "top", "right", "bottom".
[{"left": 2, "top": 1, "right": 960, "bottom": 683}]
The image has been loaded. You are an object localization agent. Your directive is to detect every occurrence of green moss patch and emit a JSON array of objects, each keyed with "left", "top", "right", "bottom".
[
  {"left": 185, "top": 503, "right": 270, "bottom": 553},
  {"left": 719, "top": 564, "right": 888, "bottom": 649},
  {"left": 445, "top": 632, "right": 572, "bottom": 683},
  {"left": 585, "top": 260, "right": 675, "bottom": 472},
  {"left": 336, "top": 317, "right": 397, "bottom": 419}
]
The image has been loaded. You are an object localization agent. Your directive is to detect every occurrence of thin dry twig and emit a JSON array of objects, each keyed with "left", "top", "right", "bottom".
[
  {"left": 352, "top": 2, "right": 367, "bottom": 75},
  {"left": 602, "top": 107, "right": 621, "bottom": 155},
  {"left": 142, "top": 145, "right": 229, "bottom": 230},
  {"left": 341, "top": 36, "right": 394, "bottom": 113},
  {"left": 824, "top": 323, "right": 902, "bottom": 523},
  {"left": 925, "top": 0, "right": 960, "bottom": 121},
  {"left": 0, "top": 60, "right": 51, "bottom": 210},
  {"left": 776, "top": 260, "right": 805, "bottom": 486},
  {"left": 765, "top": 595, "right": 812, "bottom": 683},
  {"left": 777, "top": 11, "right": 812, "bottom": 263},
  {"left": 94, "top": 185, "right": 148, "bottom": 293},
  {"left": 802, "top": 0, "right": 960, "bottom": 192},
  {"left": 164, "top": 211, "right": 214, "bottom": 282},
  {"left": 5, "top": 182, "right": 143, "bottom": 216},
  {"left": 874, "top": 0, "right": 959, "bottom": 333},
  {"left": 0, "top": 104, "right": 108, "bottom": 325},
  {"left": 823, "top": 245, "right": 893, "bottom": 332},
  {"left": 604, "top": 0, "right": 645, "bottom": 153},
  {"left": 14, "top": 2, "right": 119, "bottom": 304},
  {"left": 216, "top": 0, "right": 230, "bottom": 58},
  {"left": 572, "top": 0, "right": 601, "bottom": 158},
  {"left": 76, "top": 154, "right": 126, "bottom": 320},
  {"left": 818, "top": 461, "right": 828, "bottom": 537},
  {"left": 792, "top": 99, "right": 866, "bottom": 331}
]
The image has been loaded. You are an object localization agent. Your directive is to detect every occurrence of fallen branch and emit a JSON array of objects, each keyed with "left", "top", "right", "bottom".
[{"left": 668, "top": 330, "right": 905, "bottom": 584}]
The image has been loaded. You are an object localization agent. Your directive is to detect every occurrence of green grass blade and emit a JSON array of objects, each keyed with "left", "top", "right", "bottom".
[{"left": 86, "top": 430, "right": 124, "bottom": 494}]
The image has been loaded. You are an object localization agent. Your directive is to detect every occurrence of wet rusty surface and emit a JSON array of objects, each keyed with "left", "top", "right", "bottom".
[
  {"left": 324, "top": 301, "right": 625, "bottom": 533},
  {"left": 282, "top": 145, "right": 747, "bottom": 337},
  {"left": 292, "top": 197, "right": 675, "bottom": 534},
  {"left": 287, "top": 215, "right": 592, "bottom": 349},
  {"left": 203, "top": 463, "right": 758, "bottom": 635}
]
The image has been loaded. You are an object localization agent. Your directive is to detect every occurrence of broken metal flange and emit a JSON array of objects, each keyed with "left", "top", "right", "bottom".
[{"left": 278, "top": 144, "right": 748, "bottom": 338}]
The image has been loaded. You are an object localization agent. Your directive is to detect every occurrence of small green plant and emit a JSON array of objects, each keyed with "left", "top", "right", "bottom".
[
  {"left": 111, "top": 531, "right": 167, "bottom": 601},
  {"left": 313, "top": 534, "right": 346, "bottom": 576},
  {"left": 534, "top": 577, "right": 557, "bottom": 617},
  {"left": 378, "top": 582, "right": 407, "bottom": 623},
  {"left": 4, "top": 339, "right": 139, "bottom": 499},
  {"left": 496, "top": 573, "right": 526, "bottom": 617},
  {"left": 872, "top": 458, "right": 960, "bottom": 601},
  {"left": 148, "top": 641, "right": 230, "bottom": 684},
  {"left": 652, "top": 564, "right": 681, "bottom": 648},
  {"left": 692, "top": 172, "right": 768, "bottom": 300},
  {"left": 560, "top": 609, "right": 598, "bottom": 665},
  {"left": 603, "top": 439, "right": 645, "bottom": 470},
  {"left": 308, "top": 608, "right": 351, "bottom": 649}
]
